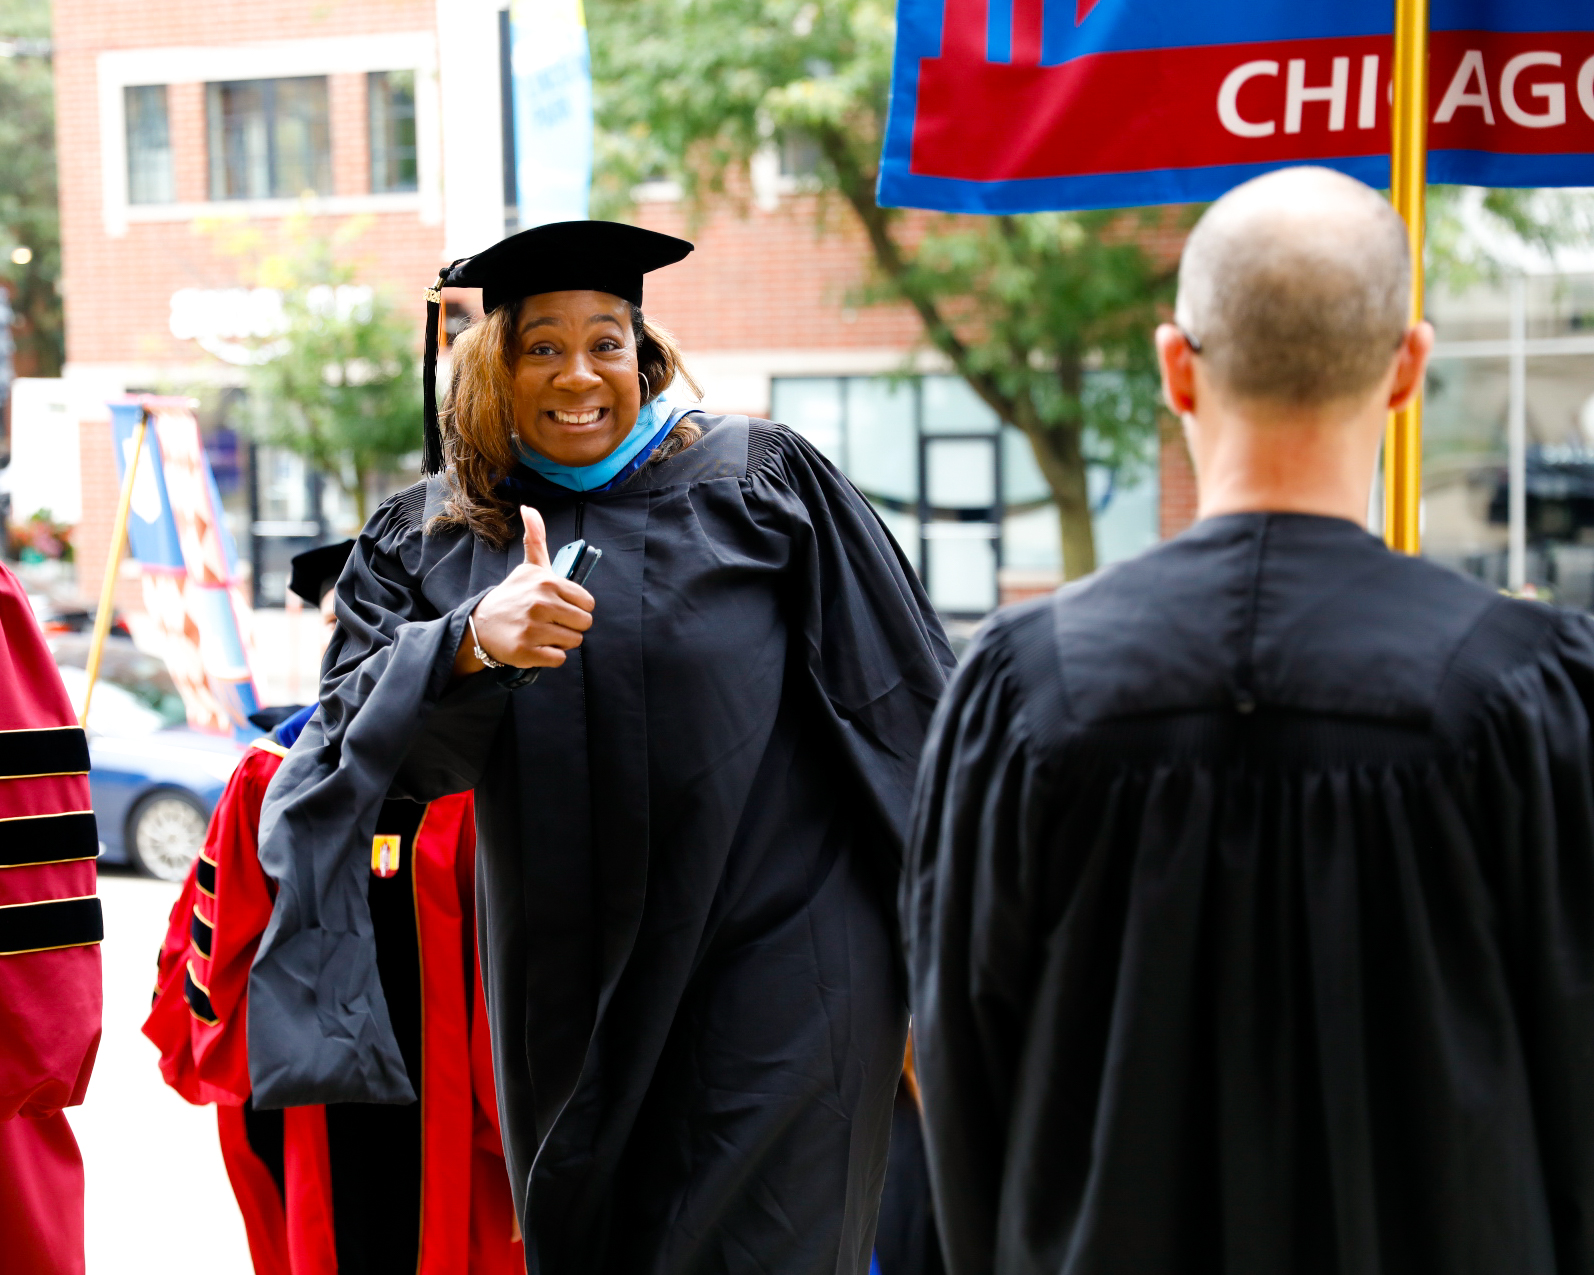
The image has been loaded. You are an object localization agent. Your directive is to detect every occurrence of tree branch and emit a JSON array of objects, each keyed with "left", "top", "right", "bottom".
[{"left": 818, "top": 132, "right": 1037, "bottom": 430}]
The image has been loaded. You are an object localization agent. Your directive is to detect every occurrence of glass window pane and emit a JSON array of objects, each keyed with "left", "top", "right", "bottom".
[
  {"left": 1003, "top": 504, "right": 1060, "bottom": 572},
  {"left": 778, "top": 132, "right": 821, "bottom": 178},
  {"left": 871, "top": 504, "right": 920, "bottom": 572},
  {"left": 845, "top": 378, "right": 916, "bottom": 508},
  {"left": 1002, "top": 425, "right": 1051, "bottom": 505},
  {"left": 922, "top": 374, "right": 998, "bottom": 435},
  {"left": 1422, "top": 353, "right": 1507, "bottom": 582},
  {"left": 125, "top": 85, "right": 174, "bottom": 205},
  {"left": 926, "top": 438, "right": 995, "bottom": 511},
  {"left": 1092, "top": 465, "right": 1160, "bottom": 566},
  {"left": 258, "top": 447, "right": 310, "bottom": 521},
  {"left": 771, "top": 378, "right": 845, "bottom": 462},
  {"left": 927, "top": 532, "right": 997, "bottom": 613},
  {"left": 369, "top": 70, "right": 419, "bottom": 194},
  {"left": 208, "top": 77, "right": 331, "bottom": 200},
  {"left": 208, "top": 80, "right": 270, "bottom": 200},
  {"left": 271, "top": 77, "right": 332, "bottom": 197}
]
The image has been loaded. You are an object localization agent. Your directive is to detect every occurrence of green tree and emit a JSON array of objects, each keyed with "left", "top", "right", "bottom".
[
  {"left": 590, "top": 0, "right": 1177, "bottom": 578},
  {"left": 0, "top": 0, "right": 62, "bottom": 378},
  {"left": 213, "top": 215, "right": 420, "bottom": 524},
  {"left": 589, "top": 0, "right": 1594, "bottom": 579}
]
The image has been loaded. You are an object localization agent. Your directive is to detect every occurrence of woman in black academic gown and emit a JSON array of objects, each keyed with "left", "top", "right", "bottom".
[{"left": 247, "top": 220, "right": 954, "bottom": 1275}]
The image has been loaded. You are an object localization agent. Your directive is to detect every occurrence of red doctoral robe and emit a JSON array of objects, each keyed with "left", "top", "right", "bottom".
[
  {"left": 144, "top": 740, "right": 521, "bottom": 1274},
  {"left": 0, "top": 562, "right": 104, "bottom": 1275}
]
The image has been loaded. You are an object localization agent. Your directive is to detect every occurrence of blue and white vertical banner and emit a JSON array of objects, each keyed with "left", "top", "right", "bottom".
[
  {"left": 110, "top": 400, "right": 261, "bottom": 739},
  {"left": 508, "top": 0, "right": 594, "bottom": 226}
]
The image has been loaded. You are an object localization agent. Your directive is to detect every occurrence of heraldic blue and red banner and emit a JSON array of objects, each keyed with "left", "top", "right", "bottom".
[
  {"left": 878, "top": 0, "right": 1594, "bottom": 212},
  {"left": 110, "top": 400, "right": 262, "bottom": 738}
]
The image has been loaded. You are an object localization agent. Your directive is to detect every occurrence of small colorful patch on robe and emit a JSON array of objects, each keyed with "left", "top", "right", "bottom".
[{"left": 371, "top": 834, "right": 401, "bottom": 879}]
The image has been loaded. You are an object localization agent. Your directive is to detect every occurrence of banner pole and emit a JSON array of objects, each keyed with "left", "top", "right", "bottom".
[
  {"left": 81, "top": 408, "right": 147, "bottom": 727},
  {"left": 1385, "top": 0, "right": 1428, "bottom": 554}
]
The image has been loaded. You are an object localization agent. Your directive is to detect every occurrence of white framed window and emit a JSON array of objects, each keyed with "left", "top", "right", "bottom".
[{"left": 98, "top": 33, "right": 441, "bottom": 236}]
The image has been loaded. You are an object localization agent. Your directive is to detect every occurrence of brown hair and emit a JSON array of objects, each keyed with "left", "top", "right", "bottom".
[
  {"left": 429, "top": 300, "right": 702, "bottom": 548},
  {"left": 1176, "top": 166, "right": 1410, "bottom": 407}
]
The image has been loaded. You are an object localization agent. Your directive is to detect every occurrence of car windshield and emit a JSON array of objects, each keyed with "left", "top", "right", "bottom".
[{"left": 49, "top": 637, "right": 188, "bottom": 731}]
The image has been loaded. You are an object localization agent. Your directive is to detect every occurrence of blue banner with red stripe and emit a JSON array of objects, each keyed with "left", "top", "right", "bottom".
[{"left": 878, "top": 0, "right": 1594, "bottom": 212}]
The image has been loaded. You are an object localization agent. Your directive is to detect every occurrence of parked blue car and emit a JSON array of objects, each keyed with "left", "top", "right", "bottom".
[{"left": 50, "top": 637, "right": 250, "bottom": 881}]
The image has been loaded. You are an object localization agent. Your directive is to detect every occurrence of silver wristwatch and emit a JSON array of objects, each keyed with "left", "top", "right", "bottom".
[{"left": 468, "top": 614, "right": 508, "bottom": 669}]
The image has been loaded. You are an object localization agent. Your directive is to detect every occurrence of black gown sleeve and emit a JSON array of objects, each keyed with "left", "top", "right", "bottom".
[
  {"left": 1470, "top": 610, "right": 1594, "bottom": 1270},
  {"left": 248, "top": 490, "right": 496, "bottom": 1108},
  {"left": 745, "top": 424, "right": 956, "bottom": 868},
  {"left": 901, "top": 612, "right": 1042, "bottom": 1275}
]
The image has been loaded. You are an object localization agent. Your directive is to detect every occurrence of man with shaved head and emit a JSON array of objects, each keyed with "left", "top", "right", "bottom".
[{"left": 906, "top": 166, "right": 1594, "bottom": 1275}]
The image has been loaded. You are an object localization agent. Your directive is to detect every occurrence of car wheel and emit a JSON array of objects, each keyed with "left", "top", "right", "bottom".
[{"left": 127, "top": 791, "right": 208, "bottom": 882}]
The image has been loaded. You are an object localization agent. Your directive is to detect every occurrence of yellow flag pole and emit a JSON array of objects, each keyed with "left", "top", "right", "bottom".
[
  {"left": 81, "top": 407, "right": 147, "bottom": 727},
  {"left": 1385, "top": 0, "right": 1428, "bottom": 553}
]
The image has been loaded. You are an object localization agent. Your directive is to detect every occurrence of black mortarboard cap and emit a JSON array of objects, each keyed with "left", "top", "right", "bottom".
[
  {"left": 421, "top": 220, "right": 694, "bottom": 474},
  {"left": 289, "top": 539, "right": 356, "bottom": 606}
]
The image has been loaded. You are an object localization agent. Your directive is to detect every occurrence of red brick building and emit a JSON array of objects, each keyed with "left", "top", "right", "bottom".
[{"left": 45, "top": 0, "right": 1184, "bottom": 616}]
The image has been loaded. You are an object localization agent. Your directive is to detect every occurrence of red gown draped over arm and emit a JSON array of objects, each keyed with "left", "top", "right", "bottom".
[
  {"left": 0, "top": 562, "right": 104, "bottom": 1275},
  {"left": 144, "top": 749, "right": 522, "bottom": 1273}
]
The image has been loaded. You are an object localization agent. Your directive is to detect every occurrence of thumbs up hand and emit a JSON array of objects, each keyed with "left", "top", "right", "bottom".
[{"left": 453, "top": 505, "right": 595, "bottom": 678}]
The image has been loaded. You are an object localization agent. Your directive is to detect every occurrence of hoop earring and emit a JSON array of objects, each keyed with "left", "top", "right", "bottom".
[{"left": 640, "top": 371, "right": 652, "bottom": 402}]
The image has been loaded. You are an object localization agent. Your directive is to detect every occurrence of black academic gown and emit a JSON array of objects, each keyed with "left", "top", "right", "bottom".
[
  {"left": 906, "top": 512, "right": 1594, "bottom": 1275},
  {"left": 250, "top": 415, "right": 954, "bottom": 1275}
]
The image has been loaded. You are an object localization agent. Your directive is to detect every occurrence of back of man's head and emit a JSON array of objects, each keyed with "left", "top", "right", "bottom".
[{"left": 1177, "top": 167, "right": 1410, "bottom": 407}]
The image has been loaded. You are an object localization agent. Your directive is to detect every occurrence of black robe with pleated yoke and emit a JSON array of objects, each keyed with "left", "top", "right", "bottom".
[
  {"left": 249, "top": 415, "right": 954, "bottom": 1275},
  {"left": 907, "top": 512, "right": 1594, "bottom": 1275}
]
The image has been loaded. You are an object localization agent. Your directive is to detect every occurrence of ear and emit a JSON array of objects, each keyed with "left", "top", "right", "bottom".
[
  {"left": 1156, "top": 323, "right": 1197, "bottom": 416},
  {"left": 1387, "top": 321, "right": 1435, "bottom": 412}
]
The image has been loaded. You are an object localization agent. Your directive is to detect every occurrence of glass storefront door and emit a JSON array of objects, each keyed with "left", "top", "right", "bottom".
[
  {"left": 770, "top": 372, "right": 1158, "bottom": 618},
  {"left": 920, "top": 431, "right": 1001, "bottom": 616}
]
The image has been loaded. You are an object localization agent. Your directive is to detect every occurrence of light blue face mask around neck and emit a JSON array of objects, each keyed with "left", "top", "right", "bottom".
[{"left": 512, "top": 395, "right": 686, "bottom": 493}]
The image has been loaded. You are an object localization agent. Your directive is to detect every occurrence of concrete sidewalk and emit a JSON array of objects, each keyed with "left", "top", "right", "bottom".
[{"left": 72, "top": 870, "right": 252, "bottom": 1274}]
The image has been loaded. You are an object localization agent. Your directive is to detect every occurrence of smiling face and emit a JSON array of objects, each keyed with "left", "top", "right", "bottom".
[{"left": 510, "top": 289, "right": 643, "bottom": 467}]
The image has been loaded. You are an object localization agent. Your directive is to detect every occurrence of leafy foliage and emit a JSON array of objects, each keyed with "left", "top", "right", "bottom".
[
  {"left": 590, "top": 0, "right": 1594, "bottom": 578},
  {"left": 211, "top": 214, "right": 420, "bottom": 524},
  {"left": 892, "top": 212, "right": 1173, "bottom": 481},
  {"left": 0, "top": 0, "right": 62, "bottom": 378},
  {"left": 590, "top": 0, "right": 1175, "bottom": 576},
  {"left": 1428, "top": 186, "right": 1594, "bottom": 288}
]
